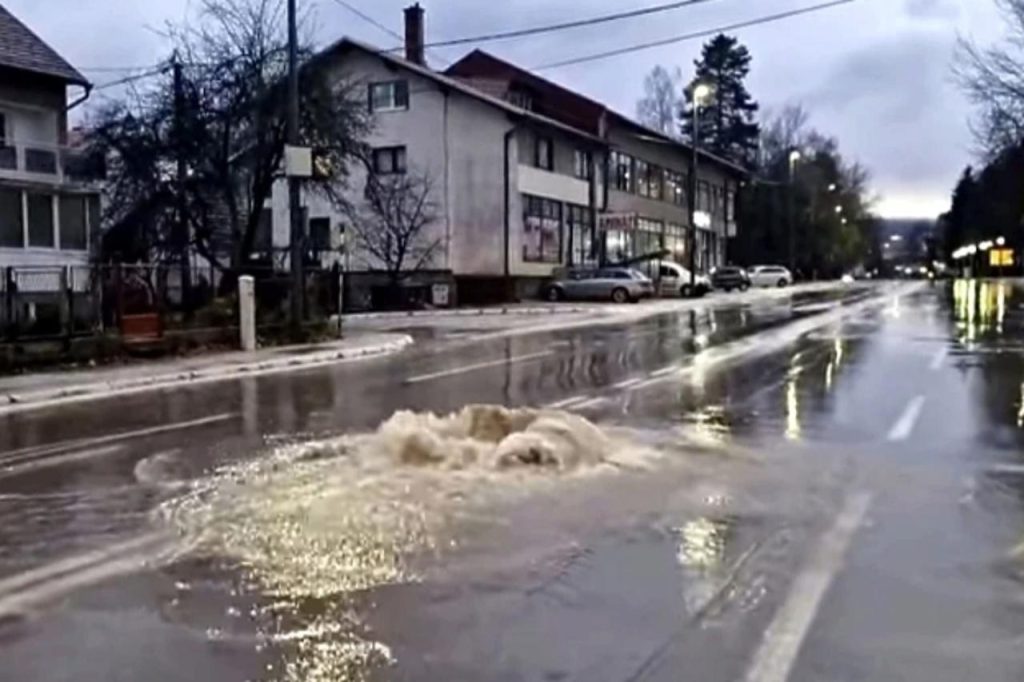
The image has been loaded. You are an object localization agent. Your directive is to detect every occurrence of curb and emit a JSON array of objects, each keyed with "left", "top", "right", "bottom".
[
  {"left": 0, "top": 335, "right": 414, "bottom": 414},
  {"left": 341, "top": 306, "right": 592, "bottom": 321}
]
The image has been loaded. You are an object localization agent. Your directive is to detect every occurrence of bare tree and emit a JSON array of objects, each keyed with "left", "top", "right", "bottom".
[
  {"left": 348, "top": 169, "right": 442, "bottom": 293},
  {"left": 92, "top": 0, "right": 368, "bottom": 272},
  {"left": 955, "top": 0, "right": 1024, "bottom": 156},
  {"left": 636, "top": 65, "right": 682, "bottom": 136}
]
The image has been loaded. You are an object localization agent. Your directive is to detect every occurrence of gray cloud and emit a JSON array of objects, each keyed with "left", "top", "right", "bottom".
[
  {"left": 904, "top": 0, "right": 960, "bottom": 21},
  {"left": 0, "top": 0, "right": 1005, "bottom": 217}
]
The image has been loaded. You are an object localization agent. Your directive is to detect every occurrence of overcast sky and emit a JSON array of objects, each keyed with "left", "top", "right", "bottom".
[{"left": 6, "top": 0, "right": 1008, "bottom": 218}]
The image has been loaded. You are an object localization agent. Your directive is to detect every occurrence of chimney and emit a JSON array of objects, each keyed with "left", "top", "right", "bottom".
[{"left": 404, "top": 3, "right": 425, "bottom": 65}]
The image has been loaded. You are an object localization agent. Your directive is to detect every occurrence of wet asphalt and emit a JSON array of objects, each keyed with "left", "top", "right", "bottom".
[{"left": 1, "top": 280, "right": 1023, "bottom": 682}]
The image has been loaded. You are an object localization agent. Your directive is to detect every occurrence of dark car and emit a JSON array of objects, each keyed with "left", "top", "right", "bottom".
[{"left": 710, "top": 266, "right": 751, "bottom": 292}]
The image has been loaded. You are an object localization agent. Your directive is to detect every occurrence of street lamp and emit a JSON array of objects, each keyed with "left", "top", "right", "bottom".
[
  {"left": 980, "top": 240, "right": 994, "bottom": 251},
  {"left": 834, "top": 205, "right": 843, "bottom": 215},
  {"left": 687, "top": 82, "right": 712, "bottom": 295},
  {"left": 828, "top": 183, "right": 838, "bottom": 192},
  {"left": 997, "top": 236, "right": 1007, "bottom": 247},
  {"left": 787, "top": 149, "right": 802, "bottom": 274},
  {"left": 890, "top": 235, "right": 903, "bottom": 242}
]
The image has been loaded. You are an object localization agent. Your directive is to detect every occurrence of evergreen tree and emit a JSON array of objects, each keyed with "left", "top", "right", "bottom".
[{"left": 681, "top": 34, "right": 761, "bottom": 167}]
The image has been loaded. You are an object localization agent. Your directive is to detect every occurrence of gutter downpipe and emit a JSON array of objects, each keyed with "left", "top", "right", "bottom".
[
  {"left": 503, "top": 126, "right": 515, "bottom": 301},
  {"left": 67, "top": 84, "right": 93, "bottom": 112}
]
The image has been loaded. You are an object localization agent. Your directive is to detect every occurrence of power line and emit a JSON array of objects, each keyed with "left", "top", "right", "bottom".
[
  {"left": 329, "top": 0, "right": 403, "bottom": 42},
  {"left": 534, "top": 0, "right": 856, "bottom": 71},
  {"left": 93, "top": 66, "right": 169, "bottom": 91},
  {"left": 328, "top": 0, "right": 450, "bottom": 67},
  {"left": 426, "top": 0, "right": 723, "bottom": 49}
]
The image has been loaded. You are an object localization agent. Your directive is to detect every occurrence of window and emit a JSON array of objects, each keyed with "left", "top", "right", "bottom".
[
  {"left": 59, "top": 195, "right": 88, "bottom": 251},
  {"left": 372, "top": 146, "right": 407, "bottom": 175},
  {"left": 534, "top": 137, "right": 553, "bottom": 171},
  {"left": 726, "top": 190, "right": 736, "bottom": 222},
  {"left": 573, "top": 149, "right": 592, "bottom": 180},
  {"left": 666, "top": 171, "right": 687, "bottom": 207},
  {"left": 309, "top": 217, "right": 331, "bottom": 252},
  {"left": 611, "top": 151, "right": 633, "bottom": 192},
  {"left": 27, "top": 193, "right": 54, "bottom": 247},
  {"left": 648, "top": 165, "right": 664, "bottom": 201},
  {"left": 368, "top": 81, "right": 409, "bottom": 112},
  {"left": 697, "top": 181, "right": 711, "bottom": 213},
  {"left": 567, "top": 204, "right": 594, "bottom": 265},
  {"left": 0, "top": 188, "right": 21, "bottom": 247},
  {"left": 635, "top": 160, "right": 650, "bottom": 197},
  {"left": 507, "top": 89, "right": 533, "bottom": 111},
  {"left": 522, "top": 194, "right": 562, "bottom": 263},
  {"left": 666, "top": 223, "right": 688, "bottom": 263},
  {"left": 0, "top": 112, "right": 6, "bottom": 146}
]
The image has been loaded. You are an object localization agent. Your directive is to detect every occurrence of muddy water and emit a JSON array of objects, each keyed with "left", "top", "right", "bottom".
[{"left": 155, "top": 404, "right": 839, "bottom": 682}]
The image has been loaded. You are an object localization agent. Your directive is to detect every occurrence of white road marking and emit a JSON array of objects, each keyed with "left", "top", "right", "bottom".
[
  {"left": 613, "top": 377, "right": 645, "bottom": 390},
  {"left": 572, "top": 397, "right": 610, "bottom": 410},
  {"left": 0, "top": 445, "right": 125, "bottom": 478},
  {"left": 887, "top": 396, "right": 926, "bottom": 442},
  {"left": 743, "top": 492, "right": 872, "bottom": 682},
  {"left": 651, "top": 365, "right": 681, "bottom": 378},
  {"left": 929, "top": 347, "right": 948, "bottom": 371},
  {"left": 982, "top": 463, "right": 1024, "bottom": 476},
  {"left": 0, "top": 413, "right": 236, "bottom": 464},
  {"left": 0, "top": 532, "right": 169, "bottom": 600},
  {"left": 0, "top": 533, "right": 174, "bottom": 616},
  {"left": 546, "top": 395, "right": 589, "bottom": 410},
  {"left": 404, "top": 350, "right": 554, "bottom": 384}
]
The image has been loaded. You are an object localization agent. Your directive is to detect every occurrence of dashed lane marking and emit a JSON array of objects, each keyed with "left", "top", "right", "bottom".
[{"left": 887, "top": 395, "right": 926, "bottom": 442}]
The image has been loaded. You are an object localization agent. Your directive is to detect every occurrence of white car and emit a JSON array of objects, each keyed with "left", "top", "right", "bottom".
[
  {"left": 658, "top": 261, "right": 711, "bottom": 298},
  {"left": 748, "top": 265, "right": 793, "bottom": 288}
]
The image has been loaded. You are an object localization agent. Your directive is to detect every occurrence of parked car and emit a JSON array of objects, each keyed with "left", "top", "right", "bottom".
[
  {"left": 658, "top": 261, "right": 711, "bottom": 298},
  {"left": 710, "top": 266, "right": 750, "bottom": 292},
  {"left": 748, "top": 265, "right": 793, "bottom": 288},
  {"left": 544, "top": 267, "right": 655, "bottom": 303}
]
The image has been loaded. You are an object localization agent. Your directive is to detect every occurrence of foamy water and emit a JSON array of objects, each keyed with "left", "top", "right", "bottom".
[{"left": 157, "top": 405, "right": 663, "bottom": 681}]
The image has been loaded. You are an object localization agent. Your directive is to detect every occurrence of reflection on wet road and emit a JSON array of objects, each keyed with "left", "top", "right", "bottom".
[{"left": 5, "top": 281, "right": 1024, "bottom": 681}]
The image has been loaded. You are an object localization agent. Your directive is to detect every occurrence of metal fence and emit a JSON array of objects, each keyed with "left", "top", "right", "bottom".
[{"left": 0, "top": 263, "right": 342, "bottom": 366}]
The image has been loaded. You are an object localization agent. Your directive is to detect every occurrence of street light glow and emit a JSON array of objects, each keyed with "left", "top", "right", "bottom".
[
  {"left": 980, "top": 240, "right": 994, "bottom": 251},
  {"left": 828, "top": 183, "right": 837, "bottom": 192},
  {"left": 890, "top": 235, "right": 902, "bottom": 241},
  {"left": 834, "top": 205, "right": 842, "bottom": 214},
  {"left": 997, "top": 236, "right": 1007, "bottom": 246},
  {"left": 789, "top": 149, "right": 802, "bottom": 164},
  {"left": 693, "top": 83, "right": 712, "bottom": 103}
]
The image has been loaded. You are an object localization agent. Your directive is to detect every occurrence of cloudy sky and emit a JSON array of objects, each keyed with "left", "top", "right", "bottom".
[{"left": 6, "top": 0, "right": 1008, "bottom": 218}]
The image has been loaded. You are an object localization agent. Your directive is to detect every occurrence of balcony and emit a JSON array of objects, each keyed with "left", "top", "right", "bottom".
[{"left": 0, "top": 141, "right": 105, "bottom": 186}]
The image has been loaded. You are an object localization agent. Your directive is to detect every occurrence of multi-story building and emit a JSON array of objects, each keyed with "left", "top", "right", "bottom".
[
  {"left": 446, "top": 50, "right": 746, "bottom": 279},
  {"left": 272, "top": 4, "right": 745, "bottom": 309},
  {"left": 0, "top": 5, "right": 100, "bottom": 271}
]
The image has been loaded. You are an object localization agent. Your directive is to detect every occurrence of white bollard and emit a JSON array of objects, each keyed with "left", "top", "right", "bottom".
[{"left": 238, "top": 275, "right": 256, "bottom": 351}]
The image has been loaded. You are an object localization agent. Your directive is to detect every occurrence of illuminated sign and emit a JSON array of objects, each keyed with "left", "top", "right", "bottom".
[
  {"left": 990, "top": 248, "right": 1015, "bottom": 267},
  {"left": 598, "top": 213, "right": 637, "bottom": 231}
]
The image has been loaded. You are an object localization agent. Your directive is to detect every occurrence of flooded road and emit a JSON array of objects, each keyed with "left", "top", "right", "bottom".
[{"left": 2, "top": 280, "right": 1024, "bottom": 681}]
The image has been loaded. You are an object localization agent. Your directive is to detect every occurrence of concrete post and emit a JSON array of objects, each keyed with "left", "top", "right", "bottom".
[
  {"left": 337, "top": 269, "right": 345, "bottom": 336},
  {"left": 238, "top": 275, "right": 256, "bottom": 351}
]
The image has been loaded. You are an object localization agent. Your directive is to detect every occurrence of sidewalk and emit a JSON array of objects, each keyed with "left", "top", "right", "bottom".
[{"left": 0, "top": 332, "right": 413, "bottom": 416}]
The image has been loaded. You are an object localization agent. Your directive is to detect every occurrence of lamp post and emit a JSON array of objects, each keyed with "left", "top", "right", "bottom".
[
  {"left": 787, "top": 149, "right": 802, "bottom": 275},
  {"left": 687, "top": 83, "right": 712, "bottom": 295}
]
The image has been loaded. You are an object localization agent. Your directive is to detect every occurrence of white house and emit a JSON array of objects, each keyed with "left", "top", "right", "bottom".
[
  {"left": 0, "top": 4, "right": 101, "bottom": 280},
  {"left": 270, "top": 4, "right": 745, "bottom": 310}
]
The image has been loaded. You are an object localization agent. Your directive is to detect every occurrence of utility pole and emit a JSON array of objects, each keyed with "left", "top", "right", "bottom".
[
  {"left": 172, "top": 52, "right": 192, "bottom": 316},
  {"left": 287, "top": 0, "right": 304, "bottom": 339}
]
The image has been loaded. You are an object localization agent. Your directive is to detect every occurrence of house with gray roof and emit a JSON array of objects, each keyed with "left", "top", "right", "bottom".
[{"left": 0, "top": 3, "right": 101, "bottom": 278}]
